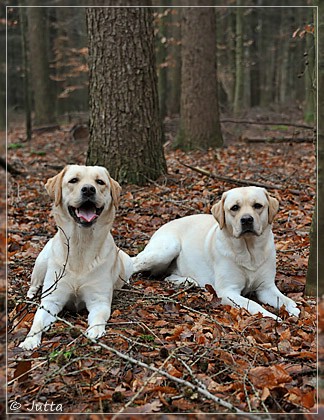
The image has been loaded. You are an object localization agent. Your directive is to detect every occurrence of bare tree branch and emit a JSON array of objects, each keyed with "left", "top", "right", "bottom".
[
  {"left": 220, "top": 118, "right": 314, "bottom": 130},
  {"left": 179, "top": 161, "right": 302, "bottom": 195}
]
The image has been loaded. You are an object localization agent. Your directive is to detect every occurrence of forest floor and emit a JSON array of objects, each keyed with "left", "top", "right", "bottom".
[{"left": 5, "top": 112, "right": 321, "bottom": 417}]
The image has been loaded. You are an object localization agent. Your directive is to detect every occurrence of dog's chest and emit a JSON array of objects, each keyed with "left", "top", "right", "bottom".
[
  {"left": 65, "top": 292, "right": 86, "bottom": 312},
  {"left": 241, "top": 270, "right": 260, "bottom": 295}
]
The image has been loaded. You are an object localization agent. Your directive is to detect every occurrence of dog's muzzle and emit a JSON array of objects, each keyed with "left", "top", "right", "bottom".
[
  {"left": 81, "top": 184, "right": 96, "bottom": 198},
  {"left": 68, "top": 185, "right": 104, "bottom": 227},
  {"left": 240, "top": 214, "right": 256, "bottom": 235}
]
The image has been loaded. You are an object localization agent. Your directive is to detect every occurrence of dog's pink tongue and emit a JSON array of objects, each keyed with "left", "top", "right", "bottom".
[{"left": 76, "top": 208, "right": 97, "bottom": 223}]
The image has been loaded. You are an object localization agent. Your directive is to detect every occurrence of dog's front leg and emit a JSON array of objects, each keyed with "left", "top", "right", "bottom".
[
  {"left": 27, "top": 241, "right": 52, "bottom": 298},
  {"left": 256, "top": 285, "right": 300, "bottom": 317},
  {"left": 19, "top": 297, "right": 66, "bottom": 350},
  {"left": 85, "top": 293, "right": 113, "bottom": 340},
  {"left": 218, "top": 289, "right": 282, "bottom": 320}
]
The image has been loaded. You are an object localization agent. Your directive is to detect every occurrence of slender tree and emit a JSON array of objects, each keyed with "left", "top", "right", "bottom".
[
  {"left": 155, "top": 6, "right": 168, "bottom": 120},
  {"left": 177, "top": 6, "right": 223, "bottom": 150},
  {"left": 306, "top": 4, "right": 320, "bottom": 296},
  {"left": 54, "top": 7, "right": 88, "bottom": 115},
  {"left": 86, "top": 5, "right": 166, "bottom": 185},
  {"left": 249, "top": 6, "right": 261, "bottom": 107},
  {"left": 19, "top": 6, "right": 31, "bottom": 140},
  {"left": 0, "top": 3, "right": 5, "bottom": 131},
  {"left": 167, "top": 6, "right": 181, "bottom": 116},
  {"left": 27, "top": 4, "right": 55, "bottom": 125},
  {"left": 304, "top": 9, "right": 316, "bottom": 123},
  {"left": 233, "top": 0, "right": 244, "bottom": 114}
]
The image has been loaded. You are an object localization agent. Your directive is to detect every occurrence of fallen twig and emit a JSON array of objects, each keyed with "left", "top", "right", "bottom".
[
  {"left": 111, "top": 349, "right": 175, "bottom": 418},
  {"left": 220, "top": 118, "right": 314, "bottom": 130},
  {"left": 243, "top": 137, "right": 314, "bottom": 144},
  {"left": 179, "top": 161, "right": 301, "bottom": 195},
  {"left": 179, "top": 162, "right": 277, "bottom": 189},
  {"left": 15, "top": 301, "right": 245, "bottom": 414},
  {"left": 1, "top": 156, "right": 22, "bottom": 175},
  {"left": 32, "top": 124, "right": 60, "bottom": 134}
]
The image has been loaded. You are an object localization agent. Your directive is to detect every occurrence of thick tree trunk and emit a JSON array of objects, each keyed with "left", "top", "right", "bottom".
[
  {"left": 177, "top": 7, "right": 223, "bottom": 150},
  {"left": 27, "top": 5, "right": 55, "bottom": 125},
  {"left": 86, "top": 7, "right": 166, "bottom": 185}
]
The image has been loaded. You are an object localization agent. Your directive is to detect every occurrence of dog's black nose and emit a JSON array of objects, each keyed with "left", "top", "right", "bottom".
[
  {"left": 81, "top": 184, "right": 96, "bottom": 197},
  {"left": 241, "top": 215, "right": 254, "bottom": 226}
]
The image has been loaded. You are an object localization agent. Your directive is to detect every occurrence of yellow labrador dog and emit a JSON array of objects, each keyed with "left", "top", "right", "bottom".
[
  {"left": 20, "top": 165, "right": 133, "bottom": 350},
  {"left": 133, "top": 186, "right": 299, "bottom": 320}
]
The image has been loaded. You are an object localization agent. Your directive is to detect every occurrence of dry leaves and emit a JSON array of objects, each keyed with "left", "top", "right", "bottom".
[{"left": 6, "top": 119, "right": 317, "bottom": 414}]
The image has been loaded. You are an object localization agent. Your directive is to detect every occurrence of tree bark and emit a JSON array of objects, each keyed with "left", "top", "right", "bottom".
[
  {"left": 177, "top": 7, "right": 223, "bottom": 150},
  {"left": 86, "top": 6, "right": 166, "bottom": 185}
]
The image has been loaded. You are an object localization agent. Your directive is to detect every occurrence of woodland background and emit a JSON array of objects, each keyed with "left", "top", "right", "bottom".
[{"left": 1, "top": 0, "right": 322, "bottom": 417}]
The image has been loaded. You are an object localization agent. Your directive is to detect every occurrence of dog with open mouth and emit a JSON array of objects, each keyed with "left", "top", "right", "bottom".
[
  {"left": 19, "top": 165, "right": 133, "bottom": 350},
  {"left": 132, "top": 186, "right": 300, "bottom": 320}
]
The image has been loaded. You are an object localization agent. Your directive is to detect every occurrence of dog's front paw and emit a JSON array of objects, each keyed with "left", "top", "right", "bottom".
[
  {"left": 266, "top": 312, "right": 282, "bottom": 322},
  {"left": 86, "top": 325, "right": 106, "bottom": 340},
  {"left": 27, "top": 286, "right": 40, "bottom": 299},
  {"left": 19, "top": 335, "right": 41, "bottom": 350},
  {"left": 286, "top": 304, "right": 300, "bottom": 318}
]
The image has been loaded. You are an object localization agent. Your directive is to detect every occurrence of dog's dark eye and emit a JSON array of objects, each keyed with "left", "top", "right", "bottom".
[
  {"left": 231, "top": 205, "right": 240, "bottom": 211},
  {"left": 253, "top": 203, "right": 263, "bottom": 209},
  {"left": 96, "top": 179, "right": 105, "bottom": 185},
  {"left": 69, "top": 178, "right": 79, "bottom": 184}
]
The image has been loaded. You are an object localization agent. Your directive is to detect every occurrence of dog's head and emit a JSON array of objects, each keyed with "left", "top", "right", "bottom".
[
  {"left": 211, "top": 186, "right": 279, "bottom": 238},
  {"left": 45, "top": 165, "right": 121, "bottom": 228}
]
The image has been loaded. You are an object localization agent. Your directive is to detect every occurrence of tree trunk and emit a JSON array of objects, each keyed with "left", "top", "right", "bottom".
[
  {"left": 233, "top": 0, "right": 244, "bottom": 115},
  {"left": 177, "top": 7, "right": 223, "bottom": 150},
  {"left": 260, "top": 8, "right": 278, "bottom": 107},
  {"left": 86, "top": 6, "right": 167, "bottom": 185},
  {"left": 19, "top": 5, "right": 32, "bottom": 140},
  {"left": 304, "top": 9, "right": 315, "bottom": 123},
  {"left": 54, "top": 6, "right": 88, "bottom": 117},
  {"left": 249, "top": 6, "right": 261, "bottom": 107},
  {"left": 166, "top": 7, "right": 181, "bottom": 115},
  {"left": 306, "top": 3, "right": 320, "bottom": 296},
  {"left": 156, "top": 6, "right": 168, "bottom": 120},
  {"left": 27, "top": 4, "right": 55, "bottom": 125},
  {"left": 278, "top": 31, "right": 289, "bottom": 104},
  {"left": 0, "top": 6, "right": 5, "bottom": 131}
]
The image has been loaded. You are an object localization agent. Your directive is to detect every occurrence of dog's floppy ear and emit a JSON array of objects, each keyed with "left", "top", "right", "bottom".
[
  {"left": 265, "top": 190, "right": 279, "bottom": 223},
  {"left": 211, "top": 192, "right": 227, "bottom": 229},
  {"left": 45, "top": 167, "right": 68, "bottom": 207},
  {"left": 109, "top": 176, "right": 122, "bottom": 209}
]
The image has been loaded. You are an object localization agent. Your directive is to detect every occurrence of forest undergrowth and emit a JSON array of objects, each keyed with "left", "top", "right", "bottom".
[{"left": 5, "top": 116, "right": 320, "bottom": 416}]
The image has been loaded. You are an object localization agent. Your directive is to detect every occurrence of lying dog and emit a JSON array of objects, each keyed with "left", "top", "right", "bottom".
[
  {"left": 20, "top": 165, "right": 133, "bottom": 350},
  {"left": 133, "top": 186, "right": 299, "bottom": 320}
]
